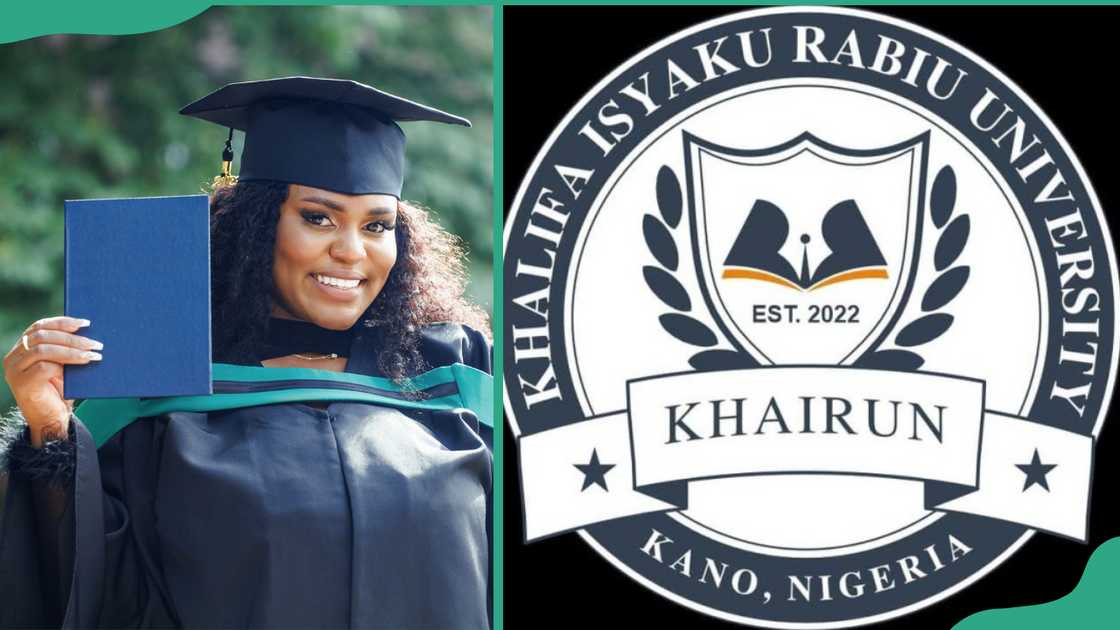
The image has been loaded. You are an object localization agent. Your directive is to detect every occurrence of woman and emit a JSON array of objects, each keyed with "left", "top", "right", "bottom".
[{"left": 0, "top": 77, "right": 493, "bottom": 629}]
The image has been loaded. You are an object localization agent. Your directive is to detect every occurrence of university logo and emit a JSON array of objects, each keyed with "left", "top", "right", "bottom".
[{"left": 505, "top": 7, "right": 1115, "bottom": 627}]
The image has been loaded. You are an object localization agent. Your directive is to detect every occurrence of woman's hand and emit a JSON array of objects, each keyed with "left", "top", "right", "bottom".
[{"left": 3, "top": 317, "right": 102, "bottom": 447}]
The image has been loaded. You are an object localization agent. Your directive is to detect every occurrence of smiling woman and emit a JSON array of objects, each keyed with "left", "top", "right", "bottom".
[
  {"left": 1, "top": 75, "right": 493, "bottom": 629},
  {"left": 274, "top": 186, "right": 401, "bottom": 333},
  {"left": 208, "top": 177, "right": 488, "bottom": 379}
]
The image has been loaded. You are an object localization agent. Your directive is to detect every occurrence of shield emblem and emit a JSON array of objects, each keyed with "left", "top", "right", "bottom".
[{"left": 685, "top": 131, "right": 929, "bottom": 365}]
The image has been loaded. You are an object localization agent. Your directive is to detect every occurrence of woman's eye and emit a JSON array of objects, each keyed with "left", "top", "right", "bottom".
[
  {"left": 365, "top": 221, "right": 396, "bottom": 234},
  {"left": 300, "top": 211, "right": 332, "bottom": 227}
]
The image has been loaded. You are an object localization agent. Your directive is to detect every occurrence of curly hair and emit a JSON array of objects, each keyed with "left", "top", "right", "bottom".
[{"left": 208, "top": 180, "right": 489, "bottom": 380}]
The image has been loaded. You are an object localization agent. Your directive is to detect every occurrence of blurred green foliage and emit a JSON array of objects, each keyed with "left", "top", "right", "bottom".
[{"left": 0, "top": 6, "right": 493, "bottom": 409}]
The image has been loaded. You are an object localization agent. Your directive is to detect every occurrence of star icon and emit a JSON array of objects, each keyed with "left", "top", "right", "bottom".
[
  {"left": 1016, "top": 448, "right": 1058, "bottom": 492},
  {"left": 574, "top": 448, "right": 616, "bottom": 492}
]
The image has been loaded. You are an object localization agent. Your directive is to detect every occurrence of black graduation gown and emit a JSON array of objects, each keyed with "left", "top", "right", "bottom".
[{"left": 0, "top": 324, "right": 492, "bottom": 629}]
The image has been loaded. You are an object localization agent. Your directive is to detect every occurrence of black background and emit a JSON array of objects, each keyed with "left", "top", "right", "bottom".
[{"left": 503, "top": 6, "right": 1118, "bottom": 628}]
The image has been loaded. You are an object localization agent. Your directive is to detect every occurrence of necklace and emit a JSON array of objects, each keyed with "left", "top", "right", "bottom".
[
  {"left": 290, "top": 352, "right": 340, "bottom": 361},
  {"left": 259, "top": 317, "right": 355, "bottom": 362}
]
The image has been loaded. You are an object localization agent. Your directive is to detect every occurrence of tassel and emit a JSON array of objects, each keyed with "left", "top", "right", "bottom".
[{"left": 208, "top": 127, "right": 239, "bottom": 191}]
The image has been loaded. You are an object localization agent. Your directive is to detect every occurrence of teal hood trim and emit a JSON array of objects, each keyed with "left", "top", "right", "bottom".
[{"left": 75, "top": 362, "right": 493, "bottom": 448}]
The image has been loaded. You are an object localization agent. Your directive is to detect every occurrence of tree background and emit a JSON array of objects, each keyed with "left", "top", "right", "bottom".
[{"left": 0, "top": 5, "right": 493, "bottom": 410}]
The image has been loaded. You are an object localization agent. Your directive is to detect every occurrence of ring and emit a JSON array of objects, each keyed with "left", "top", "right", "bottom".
[{"left": 21, "top": 335, "right": 30, "bottom": 352}]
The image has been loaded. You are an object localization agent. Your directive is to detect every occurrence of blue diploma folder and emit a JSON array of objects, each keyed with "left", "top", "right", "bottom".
[{"left": 64, "top": 195, "right": 211, "bottom": 399}]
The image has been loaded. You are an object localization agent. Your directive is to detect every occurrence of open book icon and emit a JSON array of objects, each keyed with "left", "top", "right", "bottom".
[{"left": 722, "top": 198, "right": 888, "bottom": 291}]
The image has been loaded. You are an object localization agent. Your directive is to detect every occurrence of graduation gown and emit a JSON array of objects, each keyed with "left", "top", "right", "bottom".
[{"left": 0, "top": 324, "right": 492, "bottom": 629}]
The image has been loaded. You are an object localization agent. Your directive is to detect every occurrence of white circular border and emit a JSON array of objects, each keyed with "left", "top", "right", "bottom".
[{"left": 503, "top": 6, "right": 1120, "bottom": 628}]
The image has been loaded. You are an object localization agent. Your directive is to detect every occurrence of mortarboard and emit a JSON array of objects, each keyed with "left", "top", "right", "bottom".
[{"left": 179, "top": 76, "right": 471, "bottom": 197}]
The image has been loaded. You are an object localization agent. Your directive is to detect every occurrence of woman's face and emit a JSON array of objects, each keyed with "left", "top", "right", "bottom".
[{"left": 271, "top": 183, "right": 398, "bottom": 330}]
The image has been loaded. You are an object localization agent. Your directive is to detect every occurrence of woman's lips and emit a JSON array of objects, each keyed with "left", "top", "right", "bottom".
[
  {"left": 310, "top": 273, "right": 364, "bottom": 299},
  {"left": 314, "top": 272, "right": 363, "bottom": 288}
]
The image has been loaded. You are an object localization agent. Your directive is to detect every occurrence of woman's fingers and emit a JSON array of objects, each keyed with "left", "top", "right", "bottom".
[
  {"left": 4, "top": 321, "right": 100, "bottom": 371},
  {"left": 0, "top": 317, "right": 89, "bottom": 447},
  {"left": 25, "top": 329, "right": 103, "bottom": 352},
  {"left": 12, "top": 343, "right": 101, "bottom": 373},
  {"left": 26, "top": 316, "right": 91, "bottom": 334}
]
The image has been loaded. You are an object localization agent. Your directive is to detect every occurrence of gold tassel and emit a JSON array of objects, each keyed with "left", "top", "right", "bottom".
[
  {"left": 207, "top": 128, "right": 239, "bottom": 192},
  {"left": 209, "top": 159, "right": 238, "bottom": 191}
]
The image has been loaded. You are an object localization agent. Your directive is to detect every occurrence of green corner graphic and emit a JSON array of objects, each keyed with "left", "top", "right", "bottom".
[
  {"left": 955, "top": 537, "right": 1120, "bottom": 629},
  {"left": 0, "top": 2, "right": 211, "bottom": 44}
]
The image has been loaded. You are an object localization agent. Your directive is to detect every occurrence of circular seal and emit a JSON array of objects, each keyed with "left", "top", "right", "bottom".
[{"left": 505, "top": 7, "right": 1116, "bottom": 628}]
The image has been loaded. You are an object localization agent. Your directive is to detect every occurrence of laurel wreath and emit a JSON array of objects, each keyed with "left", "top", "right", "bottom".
[
  {"left": 856, "top": 165, "right": 970, "bottom": 371},
  {"left": 642, "top": 166, "right": 757, "bottom": 371},
  {"left": 642, "top": 164, "right": 969, "bottom": 373}
]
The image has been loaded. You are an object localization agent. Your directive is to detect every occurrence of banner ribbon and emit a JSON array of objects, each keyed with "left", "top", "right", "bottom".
[{"left": 518, "top": 367, "right": 1093, "bottom": 542}]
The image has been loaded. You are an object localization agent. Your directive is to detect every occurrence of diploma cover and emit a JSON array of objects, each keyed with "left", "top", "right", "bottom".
[{"left": 64, "top": 195, "right": 211, "bottom": 398}]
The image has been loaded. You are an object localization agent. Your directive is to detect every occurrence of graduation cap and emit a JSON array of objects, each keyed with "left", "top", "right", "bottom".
[{"left": 180, "top": 76, "right": 471, "bottom": 197}]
